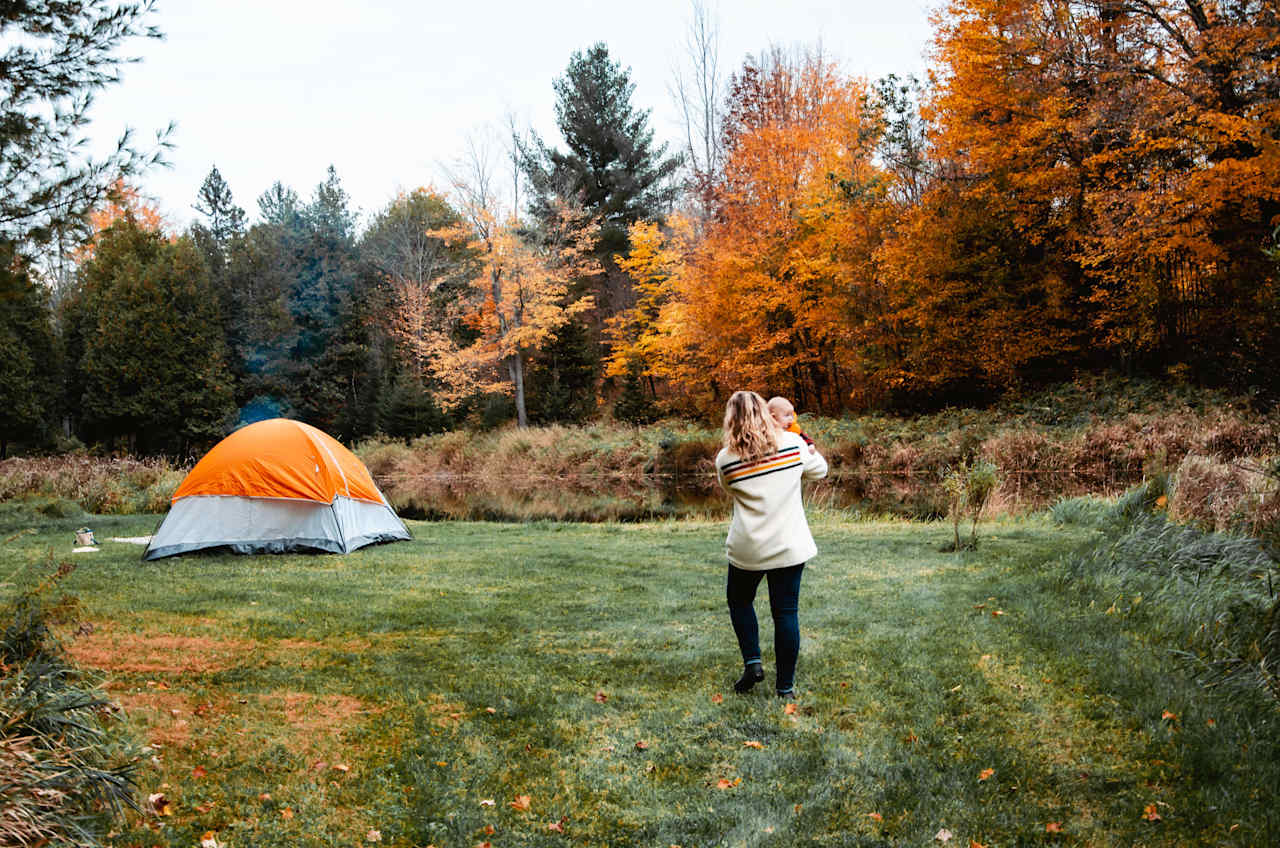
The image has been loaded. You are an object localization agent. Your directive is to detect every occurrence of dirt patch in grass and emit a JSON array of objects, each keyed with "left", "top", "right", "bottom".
[
  {"left": 106, "top": 685, "right": 378, "bottom": 754},
  {"left": 68, "top": 626, "right": 256, "bottom": 673}
]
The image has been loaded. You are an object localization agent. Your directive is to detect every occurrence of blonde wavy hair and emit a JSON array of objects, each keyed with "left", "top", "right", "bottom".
[{"left": 722, "top": 390, "right": 780, "bottom": 460}]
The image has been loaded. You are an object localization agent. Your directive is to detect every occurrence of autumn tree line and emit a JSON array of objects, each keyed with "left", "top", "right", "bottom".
[{"left": 2, "top": 0, "right": 1278, "bottom": 458}]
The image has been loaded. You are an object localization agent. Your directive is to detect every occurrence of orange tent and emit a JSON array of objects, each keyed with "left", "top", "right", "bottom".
[{"left": 144, "top": 419, "right": 409, "bottom": 559}]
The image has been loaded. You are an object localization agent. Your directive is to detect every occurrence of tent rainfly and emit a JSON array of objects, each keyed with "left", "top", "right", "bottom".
[{"left": 143, "top": 418, "right": 410, "bottom": 560}]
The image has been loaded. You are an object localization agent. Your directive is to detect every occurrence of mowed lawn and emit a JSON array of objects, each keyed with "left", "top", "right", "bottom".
[{"left": 5, "top": 513, "right": 1275, "bottom": 847}]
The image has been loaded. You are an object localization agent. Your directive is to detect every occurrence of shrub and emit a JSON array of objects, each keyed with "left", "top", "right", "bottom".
[{"left": 1, "top": 560, "right": 142, "bottom": 846}]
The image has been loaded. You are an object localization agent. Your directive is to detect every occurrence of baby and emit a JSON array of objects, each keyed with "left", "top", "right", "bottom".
[{"left": 767, "top": 396, "right": 816, "bottom": 453}]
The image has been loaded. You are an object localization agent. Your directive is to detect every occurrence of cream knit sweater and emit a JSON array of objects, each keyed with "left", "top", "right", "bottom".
[{"left": 714, "top": 430, "right": 828, "bottom": 570}]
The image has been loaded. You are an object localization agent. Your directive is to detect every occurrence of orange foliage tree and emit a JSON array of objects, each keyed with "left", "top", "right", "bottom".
[
  {"left": 918, "top": 0, "right": 1280, "bottom": 386},
  {"left": 403, "top": 189, "right": 597, "bottom": 428},
  {"left": 610, "top": 48, "right": 894, "bottom": 413}
]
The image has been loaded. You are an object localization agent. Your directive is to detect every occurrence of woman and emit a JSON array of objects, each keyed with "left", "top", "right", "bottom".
[{"left": 715, "top": 391, "right": 828, "bottom": 699}]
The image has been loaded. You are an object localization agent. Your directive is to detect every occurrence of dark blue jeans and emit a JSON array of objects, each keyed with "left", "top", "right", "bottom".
[{"left": 726, "top": 562, "right": 805, "bottom": 694}]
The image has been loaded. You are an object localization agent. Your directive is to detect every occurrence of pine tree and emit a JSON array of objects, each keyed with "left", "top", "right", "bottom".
[
  {"left": 526, "top": 317, "right": 598, "bottom": 424},
  {"left": 1, "top": 1, "right": 169, "bottom": 249},
  {"left": 523, "top": 43, "right": 681, "bottom": 251},
  {"left": 69, "top": 216, "right": 234, "bottom": 454},
  {"left": 192, "top": 165, "right": 246, "bottom": 247},
  {"left": 0, "top": 242, "right": 58, "bottom": 457}
]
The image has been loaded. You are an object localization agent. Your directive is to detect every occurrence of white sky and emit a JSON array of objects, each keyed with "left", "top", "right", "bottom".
[{"left": 85, "top": 0, "right": 937, "bottom": 231}]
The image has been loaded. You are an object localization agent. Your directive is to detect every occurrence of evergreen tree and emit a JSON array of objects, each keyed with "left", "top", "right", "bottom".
[
  {"left": 523, "top": 43, "right": 681, "bottom": 252},
  {"left": 1, "top": 1, "right": 168, "bottom": 250},
  {"left": 192, "top": 165, "right": 246, "bottom": 247},
  {"left": 69, "top": 216, "right": 234, "bottom": 454},
  {"left": 0, "top": 242, "right": 58, "bottom": 457},
  {"left": 526, "top": 318, "right": 598, "bottom": 424},
  {"left": 612, "top": 364, "right": 657, "bottom": 425}
]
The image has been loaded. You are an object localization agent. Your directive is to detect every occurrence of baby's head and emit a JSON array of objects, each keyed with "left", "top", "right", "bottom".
[{"left": 766, "top": 396, "right": 795, "bottom": 430}]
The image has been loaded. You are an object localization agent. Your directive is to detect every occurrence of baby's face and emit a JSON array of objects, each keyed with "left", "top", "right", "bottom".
[{"left": 769, "top": 403, "right": 795, "bottom": 429}]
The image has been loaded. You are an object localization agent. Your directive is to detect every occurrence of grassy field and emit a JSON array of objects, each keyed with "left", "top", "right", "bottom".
[{"left": 4, "top": 511, "right": 1277, "bottom": 847}]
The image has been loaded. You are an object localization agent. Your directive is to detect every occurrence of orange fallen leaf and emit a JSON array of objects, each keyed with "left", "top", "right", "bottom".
[
  {"left": 547, "top": 818, "right": 566, "bottom": 833},
  {"left": 594, "top": 690, "right": 608, "bottom": 703},
  {"left": 868, "top": 812, "right": 883, "bottom": 822},
  {"left": 1045, "top": 821, "right": 1062, "bottom": 833},
  {"left": 970, "top": 841, "right": 988, "bottom": 848},
  {"left": 743, "top": 740, "right": 764, "bottom": 749},
  {"left": 635, "top": 740, "right": 649, "bottom": 750},
  {"left": 280, "top": 806, "right": 294, "bottom": 820},
  {"left": 258, "top": 792, "right": 271, "bottom": 802},
  {"left": 978, "top": 768, "right": 995, "bottom": 781},
  {"left": 486, "top": 707, "right": 497, "bottom": 714},
  {"left": 476, "top": 843, "right": 492, "bottom": 848},
  {"left": 510, "top": 795, "right": 532, "bottom": 811},
  {"left": 333, "top": 763, "right": 350, "bottom": 773},
  {"left": 1142, "top": 804, "right": 1162, "bottom": 822},
  {"left": 1161, "top": 710, "right": 1178, "bottom": 721},
  {"left": 199, "top": 832, "right": 221, "bottom": 848},
  {"left": 191, "top": 765, "right": 207, "bottom": 778},
  {"left": 482, "top": 825, "right": 495, "bottom": 835},
  {"left": 716, "top": 777, "right": 741, "bottom": 789},
  {"left": 991, "top": 610, "right": 1004, "bottom": 617},
  {"left": 1206, "top": 718, "right": 1216, "bottom": 727},
  {"left": 366, "top": 829, "right": 383, "bottom": 842},
  {"left": 711, "top": 693, "right": 724, "bottom": 704},
  {"left": 783, "top": 703, "right": 797, "bottom": 715},
  {"left": 1155, "top": 495, "right": 1168, "bottom": 509}
]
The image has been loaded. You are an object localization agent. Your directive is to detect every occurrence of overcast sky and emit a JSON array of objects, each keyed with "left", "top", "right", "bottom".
[{"left": 85, "top": 0, "right": 937, "bottom": 231}]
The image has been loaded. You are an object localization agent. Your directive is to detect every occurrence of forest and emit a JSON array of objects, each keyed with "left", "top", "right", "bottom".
[{"left": 2, "top": 0, "right": 1278, "bottom": 457}]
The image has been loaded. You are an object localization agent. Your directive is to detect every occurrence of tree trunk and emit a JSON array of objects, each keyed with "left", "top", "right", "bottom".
[
  {"left": 508, "top": 352, "right": 528, "bottom": 428},
  {"left": 1, "top": 439, "right": 7, "bottom": 460}
]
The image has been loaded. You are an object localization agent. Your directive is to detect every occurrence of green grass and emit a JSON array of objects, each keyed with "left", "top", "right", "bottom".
[{"left": 3, "top": 511, "right": 1277, "bottom": 847}]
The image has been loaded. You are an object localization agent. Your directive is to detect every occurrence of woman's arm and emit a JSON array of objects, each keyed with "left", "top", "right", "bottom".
[{"left": 802, "top": 443, "right": 828, "bottom": 481}]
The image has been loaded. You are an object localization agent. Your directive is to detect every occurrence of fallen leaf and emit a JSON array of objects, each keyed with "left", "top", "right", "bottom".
[
  {"left": 934, "top": 828, "right": 953, "bottom": 843},
  {"left": 1046, "top": 821, "right": 1063, "bottom": 833},
  {"left": 333, "top": 763, "right": 350, "bottom": 773},
  {"left": 366, "top": 829, "right": 382, "bottom": 842},
  {"left": 711, "top": 693, "right": 724, "bottom": 704},
  {"left": 195, "top": 801, "right": 215, "bottom": 814},
  {"left": 1207, "top": 718, "right": 1216, "bottom": 727},
  {"left": 715, "top": 777, "right": 741, "bottom": 789},
  {"left": 783, "top": 702, "right": 797, "bottom": 715},
  {"left": 312, "top": 760, "right": 328, "bottom": 772},
  {"left": 258, "top": 792, "right": 271, "bottom": 802},
  {"left": 1142, "top": 804, "right": 1162, "bottom": 822},
  {"left": 904, "top": 733, "right": 919, "bottom": 744},
  {"left": 868, "top": 812, "right": 883, "bottom": 822},
  {"left": 1155, "top": 495, "right": 1168, "bottom": 509},
  {"left": 547, "top": 819, "right": 565, "bottom": 833},
  {"left": 978, "top": 768, "right": 995, "bottom": 781},
  {"left": 191, "top": 765, "right": 207, "bottom": 779},
  {"left": 991, "top": 610, "right": 1004, "bottom": 617},
  {"left": 594, "top": 690, "right": 608, "bottom": 703},
  {"left": 479, "top": 799, "right": 495, "bottom": 807},
  {"left": 476, "top": 843, "right": 491, "bottom": 848},
  {"left": 1161, "top": 710, "right": 1178, "bottom": 721},
  {"left": 743, "top": 740, "right": 764, "bottom": 749},
  {"left": 280, "top": 807, "right": 294, "bottom": 820},
  {"left": 510, "top": 795, "right": 531, "bottom": 811},
  {"left": 482, "top": 825, "right": 495, "bottom": 835},
  {"left": 635, "top": 740, "right": 649, "bottom": 750},
  {"left": 949, "top": 684, "right": 962, "bottom": 693},
  {"left": 169, "top": 708, "right": 181, "bottom": 717},
  {"left": 200, "top": 832, "right": 221, "bottom": 848},
  {"left": 970, "top": 841, "right": 988, "bottom": 848},
  {"left": 973, "top": 603, "right": 986, "bottom": 610},
  {"left": 148, "top": 793, "right": 171, "bottom": 816},
  {"left": 486, "top": 707, "right": 497, "bottom": 714}
]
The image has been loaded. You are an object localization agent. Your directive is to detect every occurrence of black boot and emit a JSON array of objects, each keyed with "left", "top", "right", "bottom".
[{"left": 734, "top": 660, "right": 765, "bottom": 693}]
